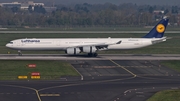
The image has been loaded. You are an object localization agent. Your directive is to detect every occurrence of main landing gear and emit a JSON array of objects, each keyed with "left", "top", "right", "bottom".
[
  {"left": 88, "top": 53, "right": 98, "bottom": 57},
  {"left": 18, "top": 50, "right": 22, "bottom": 56}
]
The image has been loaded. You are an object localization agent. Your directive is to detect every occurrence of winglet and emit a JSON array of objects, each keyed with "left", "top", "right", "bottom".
[{"left": 143, "top": 17, "right": 169, "bottom": 38}]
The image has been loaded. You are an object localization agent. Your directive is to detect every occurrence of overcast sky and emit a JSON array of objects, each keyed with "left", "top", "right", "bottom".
[{"left": 1, "top": 0, "right": 180, "bottom": 5}]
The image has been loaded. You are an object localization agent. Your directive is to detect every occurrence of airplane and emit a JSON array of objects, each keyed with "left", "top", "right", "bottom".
[{"left": 6, "top": 17, "right": 169, "bottom": 57}]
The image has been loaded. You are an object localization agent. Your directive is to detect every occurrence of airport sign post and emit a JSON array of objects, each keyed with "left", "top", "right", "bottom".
[
  {"left": 28, "top": 64, "right": 36, "bottom": 68},
  {"left": 31, "top": 72, "right": 40, "bottom": 79},
  {"left": 31, "top": 72, "right": 40, "bottom": 76},
  {"left": 31, "top": 76, "right": 40, "bottom": 79},
  {"left": 18, "top": 76, "right": 28, "bottom": 79}
]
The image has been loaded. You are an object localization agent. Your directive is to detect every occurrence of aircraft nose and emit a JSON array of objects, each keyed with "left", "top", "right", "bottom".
[{"left": 6, "top": 43, "right": 10, "bottom": 48}]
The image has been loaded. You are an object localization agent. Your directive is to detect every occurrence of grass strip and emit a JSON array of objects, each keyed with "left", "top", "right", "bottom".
[
  {"left": 147, "top": 90, "right": 180, "bottom": 101},
  {"left": 161, "top": 60, "right": 180, "bottom": 72},
  {"left": 0, "top": 60, "right": 79, "bottom": 80}
]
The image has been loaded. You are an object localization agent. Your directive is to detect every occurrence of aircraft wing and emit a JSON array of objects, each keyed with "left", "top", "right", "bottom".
[{"left": 69, "top": 40, "right": 121, "bottom": 49}]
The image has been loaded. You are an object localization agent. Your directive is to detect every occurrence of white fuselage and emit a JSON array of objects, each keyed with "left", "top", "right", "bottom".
[{"left": 6, "top": 37, "right": 165, "bottom": 51}]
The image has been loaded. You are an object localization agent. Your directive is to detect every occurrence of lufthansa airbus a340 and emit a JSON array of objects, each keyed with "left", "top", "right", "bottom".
[{"left": 6, "top": 18, "right": 169, "bottom": 57}]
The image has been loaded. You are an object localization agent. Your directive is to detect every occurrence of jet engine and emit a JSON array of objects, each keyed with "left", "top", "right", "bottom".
[
  {"left": 66, "top": 48, "right": 81, "bottom": 55},
  {"left": 83, "top": 46, "right": 97, "bottom": 53}
]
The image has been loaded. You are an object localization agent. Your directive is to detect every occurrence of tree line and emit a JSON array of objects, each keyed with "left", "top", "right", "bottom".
[{"left": 0, "top": 3, "right": 179, "bottom": 28}]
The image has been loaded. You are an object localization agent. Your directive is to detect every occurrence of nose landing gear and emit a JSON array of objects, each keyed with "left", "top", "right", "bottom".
[{"left": 18, "top": 50, "right": 22, "bottom": 56}]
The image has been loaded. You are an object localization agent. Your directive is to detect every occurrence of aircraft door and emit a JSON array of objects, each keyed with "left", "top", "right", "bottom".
[
  {"left": 56, "top": 41, "right": 61, "bottom": 46},
  {"left": 108, "top": 37, "right": 111, "bottom": 43}
]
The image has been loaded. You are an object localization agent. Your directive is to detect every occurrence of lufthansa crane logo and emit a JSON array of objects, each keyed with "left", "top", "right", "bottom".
[{"left": 156, "top": 24, "right": 165, "bottom": 33}]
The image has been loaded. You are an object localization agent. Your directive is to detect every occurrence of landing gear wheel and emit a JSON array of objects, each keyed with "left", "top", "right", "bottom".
[
  {"left": 88, "top": 53, "right": 92, "bottom": 57},
  {"left": 88, "top": 53, "right": 98, "bottom": 57},
  {"left": 93, "top": 53, "right": 98, "bottom": 57},
  {"left": 18, "top": 50, "right": 22, "bottom": 56}
]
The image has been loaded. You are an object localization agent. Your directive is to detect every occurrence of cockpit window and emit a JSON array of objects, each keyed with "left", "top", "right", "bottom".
[{"left": 10, "top": 42, "right": 13, "bottom": 44}]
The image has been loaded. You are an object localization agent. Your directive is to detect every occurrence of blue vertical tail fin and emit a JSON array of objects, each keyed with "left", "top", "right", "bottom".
[{"left": 143, "top": 18, "right": 169, "bottom": 38}]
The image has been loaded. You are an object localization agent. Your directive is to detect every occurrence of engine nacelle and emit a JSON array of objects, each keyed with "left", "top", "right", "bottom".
[
  {"left": 66, "top": 48, "right": 81, "bottom": 55},
  {"left": 83, "top": 46, "right": 97, "bottom": 53}
]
